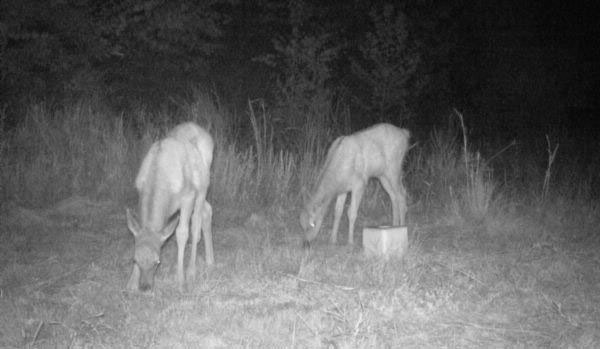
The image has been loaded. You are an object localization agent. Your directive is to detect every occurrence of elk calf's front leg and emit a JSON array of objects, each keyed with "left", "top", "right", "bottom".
[
  {"left": 330, "top": 193, "right": 347, "bottom": 244},
  {"left": 346, "top": 186, "right": 365, "bottom": 245},
  {"left": 127, "top": 264, "right": 141, "bottom": 291}
]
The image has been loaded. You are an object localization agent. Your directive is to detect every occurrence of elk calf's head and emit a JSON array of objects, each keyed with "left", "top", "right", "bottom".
[
  {"left": 300, "top": 204, "right": 324, "bottom": 245},
  {"left": 126, "top": 209, "right": 178, "bottom": 291}
]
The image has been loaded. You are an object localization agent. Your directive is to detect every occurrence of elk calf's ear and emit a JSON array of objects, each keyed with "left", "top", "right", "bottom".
[
  {"left": 126, "top": 208, "right": 142, "bottom": 237},
  {"left": 159, "top": 216, "right": 180, "bottom": 243}
]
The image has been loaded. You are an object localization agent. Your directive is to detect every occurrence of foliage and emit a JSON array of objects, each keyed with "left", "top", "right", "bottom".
[
  {"left": 0, "top": 0, "right": 229, "bottom": 110},
  {"left": 0, "top": 94, "right": 298, "bottom": 211},
  {"left": 1, "top": 0, "right": 104, "bottom": 103},
  {"left": 256, "top": 0, "right": 342, "bottom": 150},
  {"left": 350, "top": 3, "right": 420, "bottom": 122},
  {"left": 405, "top": 0, "right": 460, "bottom": 122}
]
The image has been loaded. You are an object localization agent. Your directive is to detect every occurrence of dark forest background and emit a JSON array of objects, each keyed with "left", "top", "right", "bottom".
[{"left": 2, "top": 0, "right": 596, "bottom": 137}]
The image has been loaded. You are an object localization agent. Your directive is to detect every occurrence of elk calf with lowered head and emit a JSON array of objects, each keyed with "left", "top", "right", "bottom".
[
  {"left": 300, "top": 123, "right": 410, "bottom": 247},
  {"left": 126, "top": 122, "right": 214, "bottom": 291}
]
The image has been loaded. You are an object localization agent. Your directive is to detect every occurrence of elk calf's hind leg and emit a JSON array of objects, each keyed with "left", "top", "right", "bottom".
[
  {"left": 188, "top": 199, "right": 202, "bottom": 283},
  {"left": 175, "top": 200, "right": 193, "bottom": 290},
  {"left": 202, "top": 202, "right": 214, "bottom": 265},
  {"left": 398, "top": 182, "right": 407, "bottom": 225},
  {"left": 379, "top": 176, "right": 400, "bottom": 226}
]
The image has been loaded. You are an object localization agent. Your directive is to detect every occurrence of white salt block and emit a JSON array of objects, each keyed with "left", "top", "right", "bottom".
[{"left": 362, "top": 225, "right": 408, "bottom": 259}]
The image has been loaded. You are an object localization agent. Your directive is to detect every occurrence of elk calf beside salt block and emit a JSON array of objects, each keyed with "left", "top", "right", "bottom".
[{"left": 363, "top": 226, "right": 408, "bottom": 259}]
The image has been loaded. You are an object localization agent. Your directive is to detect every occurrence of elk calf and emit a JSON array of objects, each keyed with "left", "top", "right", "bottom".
[
  {"left": 300, "top": 123, "right": 410, "bottom": 247},
  {"left": 126, "top": 122, "right": 214, "bottom": 291}
]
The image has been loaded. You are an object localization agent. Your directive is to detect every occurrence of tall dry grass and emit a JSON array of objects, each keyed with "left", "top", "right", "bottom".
[
  {"left": 0, "top": 102, "right": 134, "bottom": 206},
  {"left": 0, "top": 95, "right": 303, "bottom": 216},
  {"left": 1, "top": 95, "right": 597, "bottom": 238}
]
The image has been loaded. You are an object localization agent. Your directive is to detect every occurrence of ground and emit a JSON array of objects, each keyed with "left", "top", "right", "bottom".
[{"left": 1, "top": 196, "right": 599, "bottom": 348}]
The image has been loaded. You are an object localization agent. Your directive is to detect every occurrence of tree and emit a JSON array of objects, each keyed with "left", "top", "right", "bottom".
[
  {"left": 256, "top": 0, "right": 342, "bottom": 148},
  {"left": 350, "top": 3, "right": 420, "bottom": 122},
  {"left": 0, "top": 0, "right": 229, "bottom": 110}
]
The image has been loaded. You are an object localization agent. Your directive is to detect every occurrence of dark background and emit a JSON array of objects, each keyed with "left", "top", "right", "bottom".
[{"left": 1, "top": 0, "right": 597, "bottom": 144}]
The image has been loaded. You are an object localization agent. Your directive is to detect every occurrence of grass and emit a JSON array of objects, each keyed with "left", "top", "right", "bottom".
[
  {"left": 1, "top": 198, "right": 598, "bottom": 348},
  {"left": 0, "top": 97, "right": 599, "bottom": 347}
]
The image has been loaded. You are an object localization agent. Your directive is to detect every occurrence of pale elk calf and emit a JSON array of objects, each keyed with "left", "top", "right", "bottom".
[
  {"left": 126, "top": 122, "right": 214, "bottom": 291},
  {"left": 300, "top": 123, "right": 410, "bottom": 247}
]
